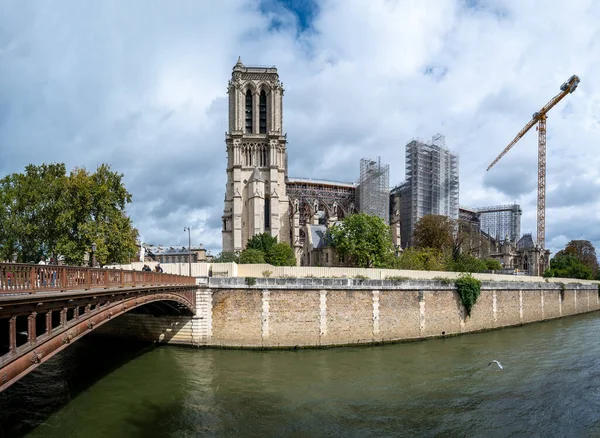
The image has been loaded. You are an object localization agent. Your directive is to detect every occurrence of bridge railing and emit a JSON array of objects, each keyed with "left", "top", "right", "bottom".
[{"left": 0, "top": 263, "right": 195, "bottom": 295}]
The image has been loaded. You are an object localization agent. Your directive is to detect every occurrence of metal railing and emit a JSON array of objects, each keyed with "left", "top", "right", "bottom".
[{"left": 0, "top": 263, "right": 196, "bottom": 295}]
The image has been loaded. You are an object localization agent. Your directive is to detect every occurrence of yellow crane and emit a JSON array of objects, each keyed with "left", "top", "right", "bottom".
[{"left": 486, "top": 74, "right": 580, "bottom": 251}]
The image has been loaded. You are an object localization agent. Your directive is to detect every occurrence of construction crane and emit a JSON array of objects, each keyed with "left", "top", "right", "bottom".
[{"left": 486, "top": 74, "right": 580, "bottom": 251}]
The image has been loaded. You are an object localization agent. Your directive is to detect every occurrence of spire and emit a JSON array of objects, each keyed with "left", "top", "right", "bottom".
[{"left": 234, "top": 56, "right": 244, "bottom": 70}]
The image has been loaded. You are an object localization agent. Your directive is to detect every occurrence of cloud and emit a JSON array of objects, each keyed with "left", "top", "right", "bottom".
[{"left": 2, "top": 0, "right": 600, "bottom": 257}]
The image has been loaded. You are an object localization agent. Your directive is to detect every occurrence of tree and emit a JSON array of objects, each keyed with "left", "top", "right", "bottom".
[
  {"left": 239, "top": 248, "right": 266, "bottom": 264},
  {"left": 543, "top": 253, "right": 593, "bottom": 280},
  {"left": 394, "top": 247, "right": 447, "bottom": 271},
  {"left": 266, "top": 242, "right": 296, "bottom": 266},
  {"left": 555, "top": 240, "right": 599, "bottom": 277},
  {"left": 448, "top": 253, "right": 487, "bottom": 273},
  {"left": 330, "top": 213, "right": 395, "bottom": 268},
  {"left": 413, "top": 215, "right": 454, "bottom": 253},
  {"left": 246, "top": 233, "right": 277, "bottom": 254},
  {"left": 213, "top": 251, "right": 239, "bottom": 263},
  {"left": 0, "top": 163, "right": 138, "bottom": 265}
]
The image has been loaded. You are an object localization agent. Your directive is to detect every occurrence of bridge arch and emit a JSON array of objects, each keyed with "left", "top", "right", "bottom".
[{"left": 0, "top": 263, "right": 197, "bottom": 393}]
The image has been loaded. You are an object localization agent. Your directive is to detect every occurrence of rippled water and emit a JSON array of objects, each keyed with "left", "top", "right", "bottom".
[{"left": 2, "top": 312, "right": 600, "bottom": 437}]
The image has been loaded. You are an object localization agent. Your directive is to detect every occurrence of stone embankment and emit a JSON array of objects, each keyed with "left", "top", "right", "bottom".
[{"left": 96, "top": 278, "right": 600, "bottom": 348}]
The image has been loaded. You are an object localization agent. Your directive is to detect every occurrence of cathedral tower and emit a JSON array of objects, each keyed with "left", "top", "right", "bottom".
[{"left": 222, "top": 58, "right": 289, "bottom": 253}]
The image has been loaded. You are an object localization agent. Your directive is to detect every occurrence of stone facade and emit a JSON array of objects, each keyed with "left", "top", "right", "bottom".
[
  {"left": 222, "top": 58, "right": 289, "bottom": 253},
  {"left": 96, "top": 278, "right": 600, "bottom": 348}
]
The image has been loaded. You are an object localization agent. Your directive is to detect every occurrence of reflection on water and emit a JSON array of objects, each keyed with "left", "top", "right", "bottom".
[{"left": 1, "top": 313, "right": 600, "bottom": 437}]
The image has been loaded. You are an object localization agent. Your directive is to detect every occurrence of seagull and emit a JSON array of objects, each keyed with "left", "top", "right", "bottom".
[{"left": 488, "top": 360, "right": 503, "bottom": 369}]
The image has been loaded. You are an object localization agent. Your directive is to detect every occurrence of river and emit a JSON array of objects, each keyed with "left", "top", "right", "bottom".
[{"left": 1, "top": 312, "right": 600, "bottom": 437}]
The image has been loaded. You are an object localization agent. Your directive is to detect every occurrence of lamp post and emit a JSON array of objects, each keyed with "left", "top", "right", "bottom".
[
  {"left": 91, "top": 242, "right": 97, "bottom": 268},
  {"left": 184, "top": 227, "right": 191, "bottom": 276}
]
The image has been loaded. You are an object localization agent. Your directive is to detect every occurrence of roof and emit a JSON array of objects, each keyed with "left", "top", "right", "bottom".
[
  {"left": 517, "top": 234, "right": 535, "bottom": 250},
  {"left": 308, "top": 224, "right": 329, "bottom": 249},
  {"left": 287, "top": 177, "right": 356, "bottom": 189}
]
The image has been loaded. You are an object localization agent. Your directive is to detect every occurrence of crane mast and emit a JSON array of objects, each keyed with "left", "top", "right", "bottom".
[{"left": 486, "top": 75, "right": 580, "bottom": 253}]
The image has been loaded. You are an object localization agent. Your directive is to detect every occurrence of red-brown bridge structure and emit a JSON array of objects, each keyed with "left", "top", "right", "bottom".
[{"left": 0, "top": 263, "right": 197, "bottom": 392}]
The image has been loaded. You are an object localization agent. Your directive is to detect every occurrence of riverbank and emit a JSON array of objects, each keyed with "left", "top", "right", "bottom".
[{"left": 96, "top": 278, "right": 600, "bottom": 348}]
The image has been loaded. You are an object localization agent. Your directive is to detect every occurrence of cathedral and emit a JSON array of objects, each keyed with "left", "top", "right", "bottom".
[
  {"left": 221, "top": 59, "right": 398, "bottom": 265},
  {"left": 221, "top": 58, "right": 290, "bottom": 253}
]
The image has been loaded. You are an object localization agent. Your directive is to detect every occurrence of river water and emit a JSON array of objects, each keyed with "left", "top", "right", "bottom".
[{"left": 1, "top": 312, "right": 600, "bottom": 437}]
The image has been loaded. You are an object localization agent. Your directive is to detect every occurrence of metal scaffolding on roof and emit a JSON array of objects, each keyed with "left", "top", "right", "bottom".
[
  {"left": 357, "top": 157, "right": 390, "bottom": 224},
  {"left": 477, "top": 204, "right": 522, "bottom": 242}
]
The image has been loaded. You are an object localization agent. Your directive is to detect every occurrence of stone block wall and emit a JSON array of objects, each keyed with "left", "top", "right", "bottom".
[{"left": 98, "top": 279, "right": 600, "bottom": 348}]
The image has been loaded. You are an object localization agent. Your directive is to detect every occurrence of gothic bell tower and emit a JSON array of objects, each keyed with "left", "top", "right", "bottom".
[{"left": 222, "top": 58, "right": 289, "bottom": 253}]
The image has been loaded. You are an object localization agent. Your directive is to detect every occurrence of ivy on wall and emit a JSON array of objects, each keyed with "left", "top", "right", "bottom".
[{"left": 455, "top": 273, "right": 481, "bottom": 317}]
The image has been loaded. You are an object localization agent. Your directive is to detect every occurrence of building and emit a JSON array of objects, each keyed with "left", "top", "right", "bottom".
[
  {"left": 286, "top": 178, "right": 357, "bottom": 264},
  {"left": 140, "top": 245, "right": 210, "bottom": 264},
  {"left": 221, "top": 58, "right": 289, "bottom": 253},
  {"left": 477, "top": 204, "right": 522, "bottom": 242},
  {"left": 356, "top": 157, "right": 390, "bottom": 224},
  {"left": 399, "top": 135, "right": 459, "bottom": 248}
]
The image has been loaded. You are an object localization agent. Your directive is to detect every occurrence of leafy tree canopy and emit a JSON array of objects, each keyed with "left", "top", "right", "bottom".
[
  {"left": 0, "top": 163, "right": 138, "bottom": 265},
  {"left": 544, "top": 253, "right": 593, "bottom": 280},
  {"left": 239, "top": 248, "right": 266, "bottom": 264},
  {"left": 394, "top": 247, "right": 446, "bottom": 271},
  {"left": 330, "top": 213, "right": 395, "bottom": 268},
  {"left": 413, "top": 215, "right": 454, "bottom": 253},
  {"left": 266, "top": 242, "right": 296, "bottom": 266},
  {"left": 246, "top": 233, "right": 278, "bottom": 254},
  {"left": 555, "top": 240, "right": 599, "bottom": 277}
]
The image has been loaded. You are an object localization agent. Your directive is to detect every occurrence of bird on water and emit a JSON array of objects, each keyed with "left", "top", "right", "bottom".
[{"left": 488, "top": 360, "right": 503, "bottom": 369}]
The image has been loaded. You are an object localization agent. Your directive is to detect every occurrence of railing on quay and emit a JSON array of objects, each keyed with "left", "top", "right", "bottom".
[{"left": 0, "top": 263, "right": 196, "bottom": 295}]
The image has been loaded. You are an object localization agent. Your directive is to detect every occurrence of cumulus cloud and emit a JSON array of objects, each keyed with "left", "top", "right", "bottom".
[{"left": 2, "top": 0, "right": 600, "bottom": 256}]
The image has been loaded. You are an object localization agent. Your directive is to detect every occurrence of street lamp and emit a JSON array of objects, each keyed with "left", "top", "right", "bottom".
[
  {"left": 183, "top": 227, "right": 191, "bottom": 277},
  {"left": 91, "top": 242, "right": 97, "bottom": 268}
]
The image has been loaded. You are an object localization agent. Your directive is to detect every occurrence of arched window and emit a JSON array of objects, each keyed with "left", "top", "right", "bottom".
[
  {"left": 265, "top": 195, "right": 270, "bottom": 230},
  {"left": 259, "top": 90, "right": 267, "bottom": 134},
  {"left": 245, "top": 90, "right": 253, "bottom": 133}
]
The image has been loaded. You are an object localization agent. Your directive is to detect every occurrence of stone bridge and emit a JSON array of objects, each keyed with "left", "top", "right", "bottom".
[{"left": 0, "top": 263, "right": 197, "bottom": 392}]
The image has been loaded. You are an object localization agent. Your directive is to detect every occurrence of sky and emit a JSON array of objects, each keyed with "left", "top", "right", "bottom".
[{"left": 2, "top": 0, "right": 600, "bottom": 257}]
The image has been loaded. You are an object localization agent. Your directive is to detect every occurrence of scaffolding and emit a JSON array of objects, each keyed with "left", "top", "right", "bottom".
[
  {"left": 357, "top": 157, "right": 390, "bottom": 224},
  {"left": 286, "top": 178, "right": 357, "bottom": 226},
  {"left": 477, "top": 204, "right": 522, "bottom": 242},
  {"left": 403, "top": 134, "right": 459, "bottom": 247}
]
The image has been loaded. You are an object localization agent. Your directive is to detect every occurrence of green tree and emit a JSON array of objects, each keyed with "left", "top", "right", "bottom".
[
  {"left": 266, "top": 242, "right": 296, "bottom": 266},
  {"left": 413, "top": 215, "right": 454, "bottom": 253},
  {"left": 543, "top": 253, "right": 593, "bottom": 280},
  {"left": 555, "top": 240, "right": 599, "bottom": 277},
  {"left": 395, "top": 247, "right": 447, "bottom": 271},
  {"left": 239, "top": 248, "right": 266, "bottom": 264},
  {"left": 330, "top": 213, "right": 395, "bottom": 268},
  {"left": 0, "top": 163, "right": 138, "bottom": 265},
  {"left": 246, "top": 233, "right": 278, "bottom": 254},
  {"left": 484, "top": 258, "right": 503, "bottom": 271},
  {"left": 448, "top": 253, "right": 487, "bottom": 273},
  {"left": 213, "top": 251, "right": 239, "bottom": 263}
]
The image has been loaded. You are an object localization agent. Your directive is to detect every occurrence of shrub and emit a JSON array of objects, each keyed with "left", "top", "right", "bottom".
[
  {"left": 262, "top": 270, "right": 272, "bottom": 278},
  {"left": 484, "top": 258, "right": 503, "bottom": 271},
  {"left": 385, "top": 275, "right": 410, "bottom": 281},
  {"left": 354, "top": 274, "right": 369, "bottom": 280},
  {"left": 449, "top": 253, "right": 487, "bottom": 273},
  {"left": 455, "top": 273, "right": 481, "bottom": 317},
  {"left": 433, "top": 276, "right": 455, "bottom": 285},
  {"left": 266, "top": 242, "right": 296, "bottom": 266},
  {"left": 239, "top": 248, "right": 265, "bottom": 264},
  {"left": 245, "top": 277, "right": 257, "bottom": 286}
]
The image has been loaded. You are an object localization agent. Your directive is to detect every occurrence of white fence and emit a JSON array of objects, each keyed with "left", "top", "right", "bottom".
[{"left": 109, "top": 262, "right": 600, "bottom": 285}]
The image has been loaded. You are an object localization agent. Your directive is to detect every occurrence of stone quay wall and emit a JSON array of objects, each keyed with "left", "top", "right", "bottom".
[{"left": 95, "top": 278, "right": 600, "bottom": 348}]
